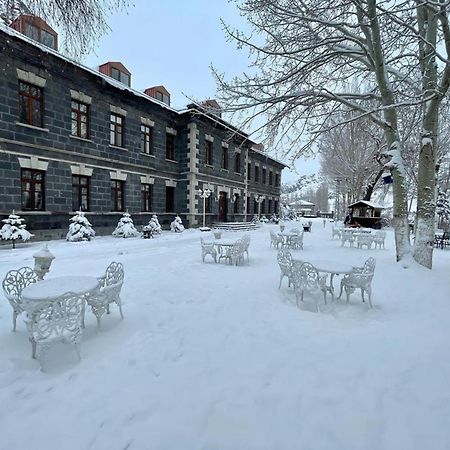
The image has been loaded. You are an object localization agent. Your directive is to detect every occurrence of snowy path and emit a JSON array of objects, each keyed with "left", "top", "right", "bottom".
[{"left": 1, "top": 220, "right": 450, "bottom": 450}]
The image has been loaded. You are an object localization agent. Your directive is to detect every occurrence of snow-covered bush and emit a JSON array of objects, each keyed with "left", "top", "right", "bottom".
[
  {"left": 260, "top": 215, "right": 269, "bottom": 223},
  {"left": 66, "top": 210, "right": 95, "bottom": 242},
  {"left": 170, "top": 215, "right": 185, "bottom": 232},
  {"left": 147, "top": 214, "right": 162, "bottom": 234},
  {"left": 269, "top": 214, "right": 280, "bottom": 224},
  {"left": 112, "top": 212, "right": 140, "bottom": 238},
  {"left": 0, "top": 211, "right": 33, "bottom": 248}
]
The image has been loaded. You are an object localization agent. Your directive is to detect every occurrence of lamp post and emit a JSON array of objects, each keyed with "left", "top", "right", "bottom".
[
  {"left": 198, "top": 188, "right": 212, "bottom": 228},
  {"left": 255, "top": 194, "right": 264, "bottom": 219},
  {"left": 33, "top": 244, "right": 55, "bottom": 280}
]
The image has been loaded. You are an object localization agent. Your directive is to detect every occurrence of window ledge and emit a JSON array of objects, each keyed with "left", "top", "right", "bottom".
[
  {"left": 142, "top": 153, "right": 155, "bottom": 158},
  {"left": 165, "top": 158, "right": 177, "bottom": 163},
  {"left": 235, "top": 172, "right": 242, "bottom": 175},
  {"left": 205, "top": 164, "right": 214, "bottom": 168},
  {"left": 221, "top": 168, "right": 229, "bottom": 172},
  {"left": 17, "top": 210, "right": 50, "bottom": 214},
  {"left": 15, "top": 122, "right": 49, "bottom": 132},
  {"left": 109, "top": 144, "right": 128, "bottom": 151},
  {"left": 69, "top": 135, "right": 93, "bottom": 143}
]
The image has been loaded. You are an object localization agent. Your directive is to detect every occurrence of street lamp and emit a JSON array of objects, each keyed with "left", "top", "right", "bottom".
[
  {"left": 255, "top": 194, "right": 264, "bottom": 219},
  {"left": 33, "top": 244, "right": 55, "bottom": 280},
  {"left": 198, "top": 188, "right": 212, "bottom": 229}
]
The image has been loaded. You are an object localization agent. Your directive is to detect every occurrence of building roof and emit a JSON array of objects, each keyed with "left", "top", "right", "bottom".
[
  {"left": 348, "top": 200, "right": 385, "bottom": 210},
  {"left": 0, "top": 23, "right": 288, "bottom": 169}
]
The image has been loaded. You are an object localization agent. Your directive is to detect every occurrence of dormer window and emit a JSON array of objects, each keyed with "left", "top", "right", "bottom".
[
  {"left": 144, "top": 86, "right": 171, "bottom": 106},
  {"left": 111, "top": 67, "right": 130, "bottom": 86},
  {"left": 99, "top": 62, "right": 131, "bottom": 87},
  {"left": 10, "top": 15, "right": 58, "bottom": 50}
]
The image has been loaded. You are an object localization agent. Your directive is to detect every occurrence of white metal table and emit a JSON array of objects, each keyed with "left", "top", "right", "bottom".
[{"left": 294, "top": 259, "right": 354, "bottom": 300}]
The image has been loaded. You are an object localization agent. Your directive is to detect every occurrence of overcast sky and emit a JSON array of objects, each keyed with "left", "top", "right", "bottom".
[{"left": 83, "top": 0, "right": 319, "bottom": 183}]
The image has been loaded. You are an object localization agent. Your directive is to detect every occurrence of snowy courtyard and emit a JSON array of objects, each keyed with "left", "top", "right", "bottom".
[{"left": 1, "top": 219, "right": 450, "bottom": 450}]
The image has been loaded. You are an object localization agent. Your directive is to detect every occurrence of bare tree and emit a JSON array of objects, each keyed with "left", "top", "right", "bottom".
[
  {"left": 0, "top": 0, "right": 131, "bottom": 57},
  {"left": 214, "top": 0, "right": 450, "bottom": 268},
  {"left": 318, "top": 111, "right": 383, "bottom": 202}
]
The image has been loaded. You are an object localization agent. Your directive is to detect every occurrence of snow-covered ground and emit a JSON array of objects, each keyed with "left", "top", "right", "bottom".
[{"left": 1, "top": 219, "right": 450, "bottom": 450}]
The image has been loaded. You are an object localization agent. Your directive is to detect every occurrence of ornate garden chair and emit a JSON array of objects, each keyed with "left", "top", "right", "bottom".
[
  {"left": 341, "top": 229, "right": 355, "bottom": 247},
  {"left": 226, "top": 239, "right": 246, "bottom": 266},
  {"left": 331, "top": 226, "right": 342, "bottom": 240},
  {"left": 338, "top": 257, "right": 376, "bottom": 308},
  {"left": 23, "top": 291, "right": 85, "bottom": 363},
  {"left": 373, "top": 230, "right": 386, "bottom": 249},
  {"left": 290, "top": 232, "right": 304, "bottom": 250},
  {"left": 277, "top": 249, "right": 295, "bottom": 288},
  {"left": 356, "top": 234, "right": 374, "bottom": 250},
  {"left": 86, "top": 261, "right": 124, "bottom": 329},
  {"left": 241, "top": 234, "right": 251, "bottom": 261},
  {"left": 270, "top": 230, "right": 283, "bottom": 249},
  {"left": 291, "top": 262, "right": 329, "bottom": 312},
  {"left": 200, "top": 237, "right": 217, "bottom": 263},
  {"left": 2, "top": 266, "right": 39, "bottom": 331}
]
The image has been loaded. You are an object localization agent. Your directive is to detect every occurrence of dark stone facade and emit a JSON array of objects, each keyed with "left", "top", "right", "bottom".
[{"left": 0, "top": 26, "right": 285, "bottom": 239}]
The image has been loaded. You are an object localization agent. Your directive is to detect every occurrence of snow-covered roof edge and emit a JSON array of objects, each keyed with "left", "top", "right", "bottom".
[
  {"left": 348, "top": 200, "right": 385, "bottom": 209},
  {"left": 0, "top": 23, "right": 179, "bottom": 114},
  {"left": 0, "top": 23, "right": 289, "bottom": 170}
]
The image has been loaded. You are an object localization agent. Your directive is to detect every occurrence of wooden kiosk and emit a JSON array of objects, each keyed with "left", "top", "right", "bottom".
[{"left": 347, "top": 200, "right": 384, "bottom": 229}]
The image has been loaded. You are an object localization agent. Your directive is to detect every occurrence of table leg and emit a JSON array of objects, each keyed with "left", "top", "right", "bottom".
[{"left": 329, "top": 273, "right": 336, "bottom": 301}]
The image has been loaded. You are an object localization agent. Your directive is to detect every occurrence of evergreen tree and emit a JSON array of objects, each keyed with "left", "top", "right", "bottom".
[
  {"left": 112, "top": 212, "right": 140, "bottom": 238},
  {"left": 0, "top": 211, "right": 33, "bottom": 248},
  {"left": 66, "top": 210, "right": 95, "bottom": 242}
]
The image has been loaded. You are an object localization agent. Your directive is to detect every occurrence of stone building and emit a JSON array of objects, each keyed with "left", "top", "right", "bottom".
[{"left": 0, "top": 18, "right": 286, "bottom": 239}]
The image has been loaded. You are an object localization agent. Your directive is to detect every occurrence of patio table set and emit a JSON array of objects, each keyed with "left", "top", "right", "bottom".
[
  {"left": 201, "top": 233, "right": 251, "bottom": 266},
  {"left": 277, "top": 249, "right": 376, "bottom": 312},
  {"left": 270, "top": 228, "right": 304, "bottom": 250},
  {"left": 2, "top": 258, "right": 124, "bottom": 367},
  {"left": 335, "top": 226, "right": 386, "bottom": 249}
]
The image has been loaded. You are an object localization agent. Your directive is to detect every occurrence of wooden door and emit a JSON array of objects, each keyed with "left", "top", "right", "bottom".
[{"left": 218, "top": 191, "right": 227, "bottom": 222}]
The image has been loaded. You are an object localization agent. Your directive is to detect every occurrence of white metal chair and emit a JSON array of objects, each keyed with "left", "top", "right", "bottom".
[
  {"left": 200, "top": 237, "right": 217, "bottom": 263},
  {"left": 356, "top": 234, "right": 374, "bottom": 249},
  {"left": 338, "top": 257, "right": 376, "bottom": 307},
  {"left": 241, "top": 234, "right": 251, "bottom": 261},
  {"left": 277, "top": 249, "right": 294, "bottom": 288},
  {"left": 2, "top": 266, "right": 39, "bottom": 331},
  {"left": 86, "top": 262, "right": 124, "bottom": 329},
  {"left": 225, "top": 239, "right": 246, "bottom": 266},
  {"left": 341, "top": 229, "right": 355, "bottom": 247},
  {"left": 23, "top": 291, "right": 85, "bottom": 363},
  {"left": 331, "top": 226, "right": 342, "bottom": 240},
  {"left": 270, "top": 230, "right": 283, "bottom": 249},
  {"left": 373, "top": 230, "right": 386, "bottom": 249},
  {"left": 291, "top": 262, "right": 329, "bottom": 311},
  {"left": 289, "top": 232, "right": 304, "bottom": 250}
]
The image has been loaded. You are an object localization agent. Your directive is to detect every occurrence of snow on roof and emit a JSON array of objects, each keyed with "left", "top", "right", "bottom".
[
  {"left": 348, "top": 200, "right": 385, "bottom": 209},
  {"left": 0, "top": 23, "right": 179, "bottom": 113},
  {"left": 0, "top": 23, "right": 289, "bottom": 169}
]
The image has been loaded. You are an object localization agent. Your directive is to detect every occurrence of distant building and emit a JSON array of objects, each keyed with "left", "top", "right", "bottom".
[{"left": 0, "top": 17, "right": 287, "bottom": 239}]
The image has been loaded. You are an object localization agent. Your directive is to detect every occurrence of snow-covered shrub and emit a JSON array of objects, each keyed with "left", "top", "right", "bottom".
[
  {"left": 147, "top": 214, "right": 162, "bottom": 234},
  {"left": 66, "top": 210, "right": 95, "bottom": 242},
  {"left": 436, "top": 189, "right": 450, "bottom": 228},
  {"left": 112, "top": 212, "right": 140, "bottom": 238},
  {"left": 0, "top": 211, "right": 33, "bottom": 249},
  {"left": 170, "top": 215, "right": 185, "bottom": 232},
  {"left": 269, "top": 214, "right": 280, "bottom": 224},
  {"left": 260, "top": 215, "right": 269, "bottom": 223}
]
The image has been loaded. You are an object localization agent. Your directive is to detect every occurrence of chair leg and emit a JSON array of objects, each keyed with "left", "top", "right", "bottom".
[
  {"left": 337, "top": 282, "right": 344, "bottom": 300},
  {"left": 367, "top": 288, "right": 373, "bottom": 308},
  {"left": 12, "top": 310, "right": 17, "bottom": 332},
  {"left": 279, "top": 274, "right": 284, "bottom": 289},
  {"left": 361, "top": 289, "right": 365, "bottom": 302},
  {"left": 345, "top": 288, "right": 350, "bottom": 304},
  {"left": 116, "top": 298, "right": 124, "bottom": 319},
  {"left": 30, "top": 338, "right": 37, "bottom": 359}
]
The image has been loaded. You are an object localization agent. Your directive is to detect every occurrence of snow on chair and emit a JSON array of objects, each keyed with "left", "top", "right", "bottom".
[
  {"left": 200, "top": 237, "right": 217, "bottom": 263},
  {"left": 225, "top": 238, "right": 246, "bottom": 266},
  {"left": 356, "top": 233, "right": 374, "bottom": 250},
  {"left": 289, "top": 232, "right": 304, "bottom": 250},
  {"left": 291, "top": 262, "right": 329, "bottom": 312},
  {"left": 241, "top": 234, "right": 251, "bottom": 261},
  {"left": 337, "top": 257, "right": 376, "bottom": 308},
  {"left": 341, "top": 229, "right": 355, "bottom": 247},
  {"left": 277, "top": 249, "right": 295, "bottom": 288},
  {"left": 2, "top": 266, "right": 38, "bottom": 331},
  {"left": 270, "top": 230, "right": 283, "bottom": 249},
  {"left": 24, "top": 290, "right": 85, "bottom": 363},
  {"left": 373, "top": 230, "right": 386, "bottom": 249},
  {"left": 87, "top": 262, "right": 124, "bottom": 329},
  {"left": 331, "top": 226, "right": 342, "bottom": 240}
]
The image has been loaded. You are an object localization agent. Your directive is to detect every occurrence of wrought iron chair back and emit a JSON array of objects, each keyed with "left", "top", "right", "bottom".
[
  {"left": 200, "top": 237, "right": 217, "bottom": 263},
  {"left": 2, "top": 266, "right": 38, "bottom": 331},
  {"left": 277, "top": 249, "right": 294, "bottom": 288},
  {"left": 87, "top": 261, "right": 124, "bottom": 329},
  {"left": 291, "top": 262, "right": 328, "bottom": 310}
]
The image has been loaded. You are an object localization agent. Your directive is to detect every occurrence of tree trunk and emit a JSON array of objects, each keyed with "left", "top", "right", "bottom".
[
  {"left": 362, "top": 170, "right": 383, "bottom": 201},
  {"left": 413, "top": 129, "right": 437, "bottom": 269}
]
